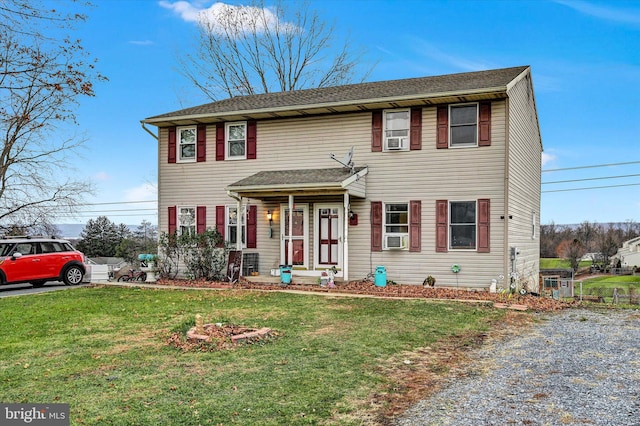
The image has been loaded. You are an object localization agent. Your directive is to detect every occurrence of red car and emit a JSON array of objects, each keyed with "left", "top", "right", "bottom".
[{"left": 0, "top": 237, "right": 86, "bottom": 287}]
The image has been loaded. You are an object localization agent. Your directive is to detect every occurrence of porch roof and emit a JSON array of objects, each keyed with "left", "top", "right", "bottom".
[{"left": 226, "top": 167, "right": 368, "bottom": 199}]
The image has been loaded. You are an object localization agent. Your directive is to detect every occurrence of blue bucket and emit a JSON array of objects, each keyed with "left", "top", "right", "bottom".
[
  {"left": 280, "top": 265, "right": 292, "bottom": 284},
  {"left": 374, "top": 265, "right": 387, "bottom": 287}
]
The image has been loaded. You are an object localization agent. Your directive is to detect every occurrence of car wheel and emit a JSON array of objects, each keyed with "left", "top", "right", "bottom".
[
  {"left": 63, "top": 265, "right": 84, "bottom": 286},
  {"left": 31, "top": 281, "right": 46, "bottom": 288}
]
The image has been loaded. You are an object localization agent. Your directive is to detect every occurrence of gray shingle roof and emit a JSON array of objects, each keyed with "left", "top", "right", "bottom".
[
  {"left": 227, "top": 167, "right": 367, "bottom": 189},
  {"left": 145, "top": 66, "right": 528, "bottom": 122}
]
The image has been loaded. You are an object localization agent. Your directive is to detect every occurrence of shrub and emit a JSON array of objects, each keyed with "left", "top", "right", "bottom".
[{"left": 157, "top": 229, "right": 230, "bottom": 280}]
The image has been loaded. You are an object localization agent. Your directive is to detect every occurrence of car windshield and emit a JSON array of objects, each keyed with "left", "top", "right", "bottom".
[{"left": 0, "top": 243, "right": 15, "bottom": 257}]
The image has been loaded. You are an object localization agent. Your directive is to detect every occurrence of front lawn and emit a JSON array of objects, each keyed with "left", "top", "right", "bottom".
[{"left": 0, "top": 286, "right": 506, "bottom": 425}]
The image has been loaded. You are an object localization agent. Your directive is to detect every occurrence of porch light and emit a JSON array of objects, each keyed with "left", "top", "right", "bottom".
[{"left": 267, "top": 210, "right": 273, "bottom": 225}]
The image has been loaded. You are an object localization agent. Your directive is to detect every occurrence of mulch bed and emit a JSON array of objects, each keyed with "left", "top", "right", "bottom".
[{"left": 153, "top": 278, "right": 575, "bottom": 312}]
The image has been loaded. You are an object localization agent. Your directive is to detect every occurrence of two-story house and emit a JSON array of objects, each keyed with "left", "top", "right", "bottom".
[{"left": 142, "top": 65, "right": 542, "bottom": 290}]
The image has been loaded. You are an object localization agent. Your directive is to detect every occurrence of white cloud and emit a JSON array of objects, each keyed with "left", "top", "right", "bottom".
[
  {"left": 555, "top": 0, "right": 640, "bottom": 25},
  {"left": 542, "top": 152, "right": 557, "bottom": 168},
  {"left": 124, "top": 183, "right": 157, "bottom": 202},
  {"left": 159, "top": 0, "right": 203, "bottom": 22},
  {"left": 159, "top": 1, "right": 287, "bottom": 34}
]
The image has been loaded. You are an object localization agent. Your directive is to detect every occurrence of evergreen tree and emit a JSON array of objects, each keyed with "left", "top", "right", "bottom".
[{"left": 76, "top": 216, "right": 123, "bottom": 257}]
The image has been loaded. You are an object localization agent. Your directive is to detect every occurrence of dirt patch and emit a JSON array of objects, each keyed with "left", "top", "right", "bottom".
[{"left": 166, "top": 323, "right": 279, "bottom": 352}]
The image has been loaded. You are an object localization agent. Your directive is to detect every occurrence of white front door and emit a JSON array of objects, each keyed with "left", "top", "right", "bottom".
[
  {"left": 315, "top": 204, "right": 343, "bottom": 270},
  {"left": 280, "top": 204, "right": 309, "bottom": 268}
]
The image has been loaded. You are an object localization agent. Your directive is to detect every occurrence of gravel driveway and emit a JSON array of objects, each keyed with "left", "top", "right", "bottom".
[{"left": 395, "top": 309, "right": 640, "bottom": 426}]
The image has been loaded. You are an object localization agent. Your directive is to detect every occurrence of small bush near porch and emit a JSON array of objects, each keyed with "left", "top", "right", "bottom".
[{"left": 0, "top": 286, "right": 506, "bottom": 425}]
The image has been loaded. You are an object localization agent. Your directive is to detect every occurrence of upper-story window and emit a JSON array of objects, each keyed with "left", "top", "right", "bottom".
[
  {"left": 383, "top": 109, "right": 410, "bottom": 151},
  {"left": 178, "top": 127, "right": 196, "bottom": 162},
  {"left": 450, "top": 103, "right": 478, "bottom": 147},
  {"left": 178, "top": 206, "right": 196, "bottom": 236},
  {"left": 450, "top": 201, "right": 476, "bottom": 249},
  {"left": 226, "top": 122, "right": 247, "bottom": 160}
]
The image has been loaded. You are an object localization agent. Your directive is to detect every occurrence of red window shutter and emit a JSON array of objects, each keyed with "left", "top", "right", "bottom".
[
  {"left": 216, "top": 205, "right": 225, "bottom": 238},
  {"left": 409, "top": 200, "right": 421, "bottom": 252},
  {"left": 371, "top": 111, "right": 382, "bottom": 152},
  {"left": 247, "top": 205, "right": 257, "bottom": 248},
  {"left": 477, "top": 198, "right": 490, "bottom": 252},
  {"left": 197, "top": 206, "right": 206, "bottom": 234},
  {"left": 197, "top": 125, "right": 206, "bottom": 162},
  {"left": 168, "top": 127, "right": 177, "bottom": 163},
  {"left": 410, "top": 108, "right": 422, "bottom": 151},
  {"left": 216, "top": 124, "right": 225, "bottom": 161},
  {"left": 370, "top": 201, "right": 382, "bottom": 251},
  {"left": 247, "top": 121, "right": 257, "bottom": 160},
  {"left": 168, "top": 206, "right": 177, "bottom": 234},
  {"left": 436, "top": 106, "right": 449, "bottom": 149},
  {"left": 479, "top": 102, "right": 491, "bottom": 147},
  {"left": 436, "top": 200, "right": 448, "bottom": 252}
]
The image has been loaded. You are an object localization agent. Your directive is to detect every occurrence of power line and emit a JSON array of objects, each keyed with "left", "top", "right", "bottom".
[
  {"left": 542, "top": 160, "right": 640, "bottom": 173},
  {"left": 542, "top": 182, "right": 640, "bottom": 193},
  {"left": 542, "top": 173, "right": 640, "bottom": 185}
]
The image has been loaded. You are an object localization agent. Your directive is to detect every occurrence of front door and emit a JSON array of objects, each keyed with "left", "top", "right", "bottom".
[
  {"left": 315, "top": 204, "right": 343, "bottom": 270},
  {"left": 280, "top": 204, "right": 309, "bottom": 268}
]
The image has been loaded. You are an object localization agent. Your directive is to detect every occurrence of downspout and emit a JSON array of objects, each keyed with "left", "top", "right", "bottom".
[
  {"left": 227, "top": 190, "right": 243, "bottom": 251},
  {"left": 141, "top": 122, "right": 158, "bottom": 141},
  {"left": 504, "top": 98, "right": 511, "bottom": 282}
]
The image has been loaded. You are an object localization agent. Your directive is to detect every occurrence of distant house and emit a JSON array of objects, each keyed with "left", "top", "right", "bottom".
[
  {"left": 141, "top": 66, "right": 542, "bottom": 291},
  {"left": 612, "top": 236, "right": 640, "bottom": 268}
]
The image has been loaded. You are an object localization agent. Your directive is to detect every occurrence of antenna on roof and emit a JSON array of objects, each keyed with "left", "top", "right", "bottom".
[{"left": 329, "top": 146, "right": 355, "bottom": 174}]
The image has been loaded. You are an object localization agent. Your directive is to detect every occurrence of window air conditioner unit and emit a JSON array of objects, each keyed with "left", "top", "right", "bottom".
[
  {"left": 386, "top": 137, "right": 407, "bottom": 150},
  {"left": 385, "top": 234, "right": 407, "bottom": 249}
]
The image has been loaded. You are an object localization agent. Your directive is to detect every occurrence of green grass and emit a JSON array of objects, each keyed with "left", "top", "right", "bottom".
[
  {"left": 540, "top": 258, "right": 591, "bottom": 269},
  {"left": 0, "top": 286, "right": 504, "bottom": 425},
  {"left": 578, "top": 275, "right": 640, "bottom": 302}
]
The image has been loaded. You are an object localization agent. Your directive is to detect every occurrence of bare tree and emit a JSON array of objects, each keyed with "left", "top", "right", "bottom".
[
  {"left": 179, "top": 0, "right": 371, "bottom": 101},
  {"left": 0, "top": 0, "right": 106, "bottom": 234}
]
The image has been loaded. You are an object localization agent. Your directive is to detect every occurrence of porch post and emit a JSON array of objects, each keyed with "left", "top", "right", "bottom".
[
  {"left": 288, "top": 194, "right": 293, "bottom": 265},
  {"left": 343, "top": 192, "right": 349, "bottom": 281},
  {"left": 236, "top": 197, "right": 243, "bottom": 251}
]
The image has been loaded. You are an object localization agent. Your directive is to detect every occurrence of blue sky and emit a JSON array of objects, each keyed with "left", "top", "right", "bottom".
[{"left": 57, "top": 0, "right": 639, "bottom": 226}]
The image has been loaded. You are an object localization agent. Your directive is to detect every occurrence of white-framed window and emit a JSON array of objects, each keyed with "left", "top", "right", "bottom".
[
  {"left": 532, "top": 211, "right": 537, "bottom": 240},
  {"left": 450, "top": 201, "right": 476, "bottom": 249},
  {"left": 226, "top": 206, "right": 246, "bottom": 246},
  {"left": 226, "top": 122, "right": 247, "bottom": 160},
  {"left": 383, "top": 109, "right": 410, "bottom": 151},
  {"left": 178, "top": 206, "right": 196, "bottom": 236},
  {"left": 450, "top": 103, "right": 478, "bottom": 147},
  {"left": 178, "top": 126, "right": 197, "bottom": 162},
  {"left": 383, "top": 203, "right": 409, "bottom": 249}
]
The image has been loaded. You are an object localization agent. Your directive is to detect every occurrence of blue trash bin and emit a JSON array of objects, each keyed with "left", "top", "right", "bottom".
[
  {"left": 374, "top": 265, "right": 387, "bottom": 287},
  {"left": 280, "top": 265, "right": 292, "bottom": 284}
]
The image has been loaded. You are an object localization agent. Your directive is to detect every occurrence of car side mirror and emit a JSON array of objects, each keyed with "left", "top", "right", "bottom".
[{"left": 11, "top": 252, "right": 23, "bottom": 260}]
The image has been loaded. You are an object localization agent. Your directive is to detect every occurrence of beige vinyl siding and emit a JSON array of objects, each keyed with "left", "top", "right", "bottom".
[
  {"left": 158, "top": 101, "right": 513, "bottom": 287},
  {"left": 505, "top": 71, "right": 542, "bottom": 291},
  {"left": 351, "top": 104, "right": 507, "bottom": 288}
]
